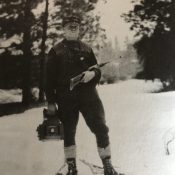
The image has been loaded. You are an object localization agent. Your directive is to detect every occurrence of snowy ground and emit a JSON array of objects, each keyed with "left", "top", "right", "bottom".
[
  {"left": 0, "top": 89, "right": 22, "bottom": 104},
  {"left": 0, "top": 79, "right": 175, "bottom": 175}
]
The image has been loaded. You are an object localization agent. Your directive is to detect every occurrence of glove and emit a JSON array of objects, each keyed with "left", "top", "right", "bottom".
[
  {"left": 81, "top": 70, "right": 95, "bottom": 83},
  {"left": 47, "top": 103, "right": 57, "bottom": 115}
]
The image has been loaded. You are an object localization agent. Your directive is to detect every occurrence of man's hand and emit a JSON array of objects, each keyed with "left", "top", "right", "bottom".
[
  {"left": 81, "top": 70, "right": 95, "bottom": 83},
  {"left": 47, "top": 103, "right": 57, "bottom": 115}
]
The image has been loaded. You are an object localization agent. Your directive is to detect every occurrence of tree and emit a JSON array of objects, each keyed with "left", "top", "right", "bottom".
[
  {"left": 121, "top": 38, "right": 140, "bottom": 79},
  {"left": 122, "top": 0, "right": 175, "bottom": 88},
  {"left": 0, "top": 0, "right": 44, "bottom": 105},
  {"left": 22, "top": 0, "right": 36, "bottom": 105},
  {"left": 0, "top": 0, "right": 44, "bottom": 54},
  {"left": 98, "top": 40, "right": 120, "bottom": 83},
  {"left": 38, "top": 0, "right": 49, "bottom": 101}
]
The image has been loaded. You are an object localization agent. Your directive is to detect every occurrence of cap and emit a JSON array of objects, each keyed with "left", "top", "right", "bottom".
[{"left": 62, "top": 16, "right": 81, "bottom": 27}]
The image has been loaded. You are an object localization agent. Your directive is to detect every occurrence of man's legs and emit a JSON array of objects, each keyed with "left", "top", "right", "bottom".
[
  {"left": 80, "top": 96, "right": 118, "bottom": 175},
  {"left": 59, "top": 101, "right": 79, "bottom": 174}
]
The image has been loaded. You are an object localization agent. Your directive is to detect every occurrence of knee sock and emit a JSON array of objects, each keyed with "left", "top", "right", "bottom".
[
  {"left": 64, "top": 145, "right": 76, "bottom": 160},
  {"left": 97, "top": 144, "right": 111, "bottom": 159}
]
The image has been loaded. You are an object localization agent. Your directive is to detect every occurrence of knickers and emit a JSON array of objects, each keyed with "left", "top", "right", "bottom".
[{"left": 57, "top": 88, "right": 110, "bottom": 159}]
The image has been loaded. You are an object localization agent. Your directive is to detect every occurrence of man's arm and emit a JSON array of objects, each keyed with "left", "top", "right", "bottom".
[
  {"left": 81, "top": 48, "right": 101, "bottom": 84},
  {"left": 45, "top": 48, "right": 57, "bottom": 105}
]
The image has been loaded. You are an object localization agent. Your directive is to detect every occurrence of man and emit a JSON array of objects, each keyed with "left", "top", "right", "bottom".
[{"left": 45, "top": 16, "right": 118, "bottom": 175}]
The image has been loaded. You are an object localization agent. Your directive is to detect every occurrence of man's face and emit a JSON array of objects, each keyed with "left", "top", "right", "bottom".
[{"left": 64, "top": 22, "right": 80, "bottom": 40}]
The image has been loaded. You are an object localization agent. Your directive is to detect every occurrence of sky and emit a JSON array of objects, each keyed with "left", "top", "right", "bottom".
[{"left": 95, "top": 0, "right": 135, "bottom": 47}]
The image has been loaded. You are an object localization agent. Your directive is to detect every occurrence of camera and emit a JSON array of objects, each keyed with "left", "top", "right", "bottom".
[{"left": 36, "top": 108, "right": 64, "bottom": 141}]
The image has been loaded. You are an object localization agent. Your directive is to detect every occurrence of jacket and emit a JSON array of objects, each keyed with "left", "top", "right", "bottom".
[{"left": 45, "top": 39, "right": 101, "bottom": 104}]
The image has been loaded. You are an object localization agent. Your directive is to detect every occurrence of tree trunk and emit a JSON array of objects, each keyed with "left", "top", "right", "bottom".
[
  {"left": 39, "top": 0, "right": 49, "bottom": 102},
  {"left": 22, "top": 0, "right": 33, "bottom": 106}
]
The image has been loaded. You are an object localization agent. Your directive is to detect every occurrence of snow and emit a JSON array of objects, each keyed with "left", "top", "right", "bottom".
[
  {"left": 0, "top": 79, "right": 175, "bottom": 175},
  {"left": 0, "top": 89, "right": 22, "bottom": 104}
]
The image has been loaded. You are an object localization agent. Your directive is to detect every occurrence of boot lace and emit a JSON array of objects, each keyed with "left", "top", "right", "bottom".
[
  {"left": 67, "top": 160, "right": 77, "bottom": 175},
  {"left": 103, "top": 158, "right": 118, "bottom": 175},
  {"left": 104, "top": 158, "right": 113, "bottom": 172}
]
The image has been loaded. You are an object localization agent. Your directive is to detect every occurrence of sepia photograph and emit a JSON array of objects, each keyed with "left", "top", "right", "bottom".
[{"left": 0, "top": 0, "right": 175, "bottom": 175}]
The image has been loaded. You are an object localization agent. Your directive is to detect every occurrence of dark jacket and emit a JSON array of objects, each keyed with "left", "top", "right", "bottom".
[{"left": 45, "top": 39, "right": 101, "bottom": 104}]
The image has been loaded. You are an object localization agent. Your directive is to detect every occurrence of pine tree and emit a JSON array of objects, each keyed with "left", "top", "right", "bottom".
[
  {"left": 38, "top": 0, "right": 49, "bottom": 101},
  {"left": 122, "top": 0, "right": 175, "bottom": 89},
  {"left": 0, "top": 0, "right": 44, "bottom": 105}
]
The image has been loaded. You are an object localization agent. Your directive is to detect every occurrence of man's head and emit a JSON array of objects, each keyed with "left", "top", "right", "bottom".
[{"left": 62, "top": 16, "right": 81, "bottom": 41}]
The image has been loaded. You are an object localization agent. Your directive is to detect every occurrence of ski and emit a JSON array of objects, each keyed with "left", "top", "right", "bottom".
[
  {"left": 79, "top": 159, "right": 103, "bottom": 174},
  {"left": 56, "top": 159, "right": 125, "bottom": 175},
  {"left": 55, "top": 162, "right": 67, "bottom": 175},
  {"left": 80, "top": 159, "right": 125, "bottom": 175},
  {"left": 55, "top": 159, "right": 103, "bottom": 175}
]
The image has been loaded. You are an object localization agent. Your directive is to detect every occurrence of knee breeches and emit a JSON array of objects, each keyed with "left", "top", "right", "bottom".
[{"left": 59, "top": 96, "right": 109, "bottom": 148}]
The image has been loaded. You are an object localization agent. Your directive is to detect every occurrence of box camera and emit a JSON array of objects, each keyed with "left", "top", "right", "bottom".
[{"left": 36, "top": 108, "right": 64, "bottom": 141}]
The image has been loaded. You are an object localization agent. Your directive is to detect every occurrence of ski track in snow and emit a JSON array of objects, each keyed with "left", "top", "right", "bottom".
[{"left": 0, "top": 79, "right": 175, "bottom": 175}]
